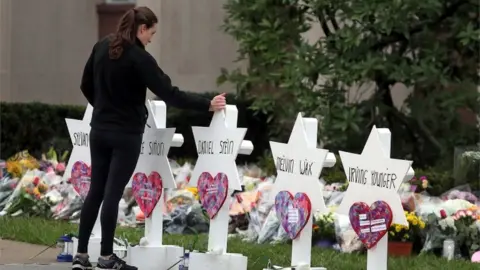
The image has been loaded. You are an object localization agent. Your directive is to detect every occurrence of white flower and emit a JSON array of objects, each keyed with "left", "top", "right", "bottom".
[
  {"left": 439, "top": 217, "right": 457, "bottom": 231},
  {"left": 445, "top": 217, "right": 456, "bottom": 230},
  {"left": 439, "top": 220, "right": 447, "bottom": 230}
]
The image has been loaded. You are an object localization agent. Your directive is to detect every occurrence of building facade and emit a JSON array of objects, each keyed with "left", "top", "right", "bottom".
[
  {"left": 0, "top": 0, "right": 411, "bottom": 107},
  {"left": 0, "top": 0, "right": 239, "bottom": 105}
]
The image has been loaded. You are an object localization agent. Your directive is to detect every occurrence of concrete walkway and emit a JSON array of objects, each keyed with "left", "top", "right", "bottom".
[{"left": 0, "top": 239, "right": 70, "bottom": 269}]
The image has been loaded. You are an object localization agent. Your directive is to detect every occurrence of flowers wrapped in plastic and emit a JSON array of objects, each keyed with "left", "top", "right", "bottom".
[
  {"left": 312, "top": 211, "right": 337, "bottom": 247},
  {"left": 422, "top": 207, "right": 480, "bottom": 258}
]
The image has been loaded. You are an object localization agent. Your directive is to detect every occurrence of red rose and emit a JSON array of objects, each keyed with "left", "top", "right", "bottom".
[
  {"left": 33, "top": 177, "right": 40, "bottom": 186},
  {"left": 440, "top": 209, "right": 447, "bottom": 219}
]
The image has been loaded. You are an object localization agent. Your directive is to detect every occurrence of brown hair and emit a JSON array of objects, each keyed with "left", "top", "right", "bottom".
[{"left": 109, "top": 6, "right": 158, "bottom": 59}]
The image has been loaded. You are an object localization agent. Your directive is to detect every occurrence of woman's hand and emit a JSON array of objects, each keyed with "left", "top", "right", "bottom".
[{"left": 209, "top": 93, "right": 227, "bottom": 111}]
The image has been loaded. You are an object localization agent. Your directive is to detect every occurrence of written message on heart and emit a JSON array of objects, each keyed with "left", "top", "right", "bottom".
[
  {"left": 197, "top": 172, "right": 229, "bottom": 219},
  {"left": 131, "top": 171, "right": 163, "bottom": 218},
  {"left": 349, "top": 200, "right": 393, "bottom": 249},
  {"left": 69, "top": 161, "right": 91, "bottom": 200},
  {"left": 274, "top": 191, "right": 312, "bottom": 240}
]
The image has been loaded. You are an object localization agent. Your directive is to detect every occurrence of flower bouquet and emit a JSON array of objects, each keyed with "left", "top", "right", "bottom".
[
  {"left": 408, "top": 176, "right": 430, "bottom": 193},
  {"left": 388, "top": 211, "right": 426, "bottom": 256},
  {"left": 312, "top": 211, "right": 337, "bottom": 248},
  {"left": 452, "top": 209, "right": 480, "bottom": 258},
  {"left": 389, "top": 211, "right": 426, "bottom": 242},
  {"left": 423, "top": 208, "right": 480, "bottom": 258},
  {"left": 39, "top": 146, "right": 68, "bottom": 176},
  {"left": 5, "top": 176, "right": 54, "bottom": 218}
]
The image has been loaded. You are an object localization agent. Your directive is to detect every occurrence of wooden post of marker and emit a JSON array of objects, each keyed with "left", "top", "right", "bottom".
[
  {"left": 127, "top": 100, "right": 185, "bottom": 270},
  {"left": 290, "top": 117, "right": 333, "bottom": 269},
  {"left": 188, "top": 105, "right": 253, "bottom": 270},
  {"left": 207, "top": 105, "right": 253, "bottom": 253},
  {"left": 368, "top": 129, "right": 414, "bottom": 270},
  {"left": 144, "top": 100, "right": 184, "bottom": 246}
]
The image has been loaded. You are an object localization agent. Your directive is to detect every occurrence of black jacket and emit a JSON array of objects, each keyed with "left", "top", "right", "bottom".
[{"left": 80, "top": 37, "right": 211, "bottom": 134}]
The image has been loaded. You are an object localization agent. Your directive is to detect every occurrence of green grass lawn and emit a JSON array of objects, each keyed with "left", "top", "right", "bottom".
[{"left": 0, "top": 216, "right": 477, "bottom": 270}]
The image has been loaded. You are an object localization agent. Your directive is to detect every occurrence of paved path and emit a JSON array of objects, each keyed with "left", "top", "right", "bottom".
[{"left": 0, "top": 239, "right": 70, "bottom": 269}]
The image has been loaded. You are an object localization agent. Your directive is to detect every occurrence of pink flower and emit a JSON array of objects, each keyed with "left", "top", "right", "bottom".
[
  {"left": 56, "top": 162, "right": 66, "bottom": 173},
  {"left": 459, "top": 211, "right": 466, "bottom": 217},
  {"left": 440, "top": 209, "right": 447, "bottom": 219},
  {"left": 466, "top": 210, "right": 473, "bottom": 216},
  {"left": 420, "top": 176, "right": 427, "bottom": 180}
]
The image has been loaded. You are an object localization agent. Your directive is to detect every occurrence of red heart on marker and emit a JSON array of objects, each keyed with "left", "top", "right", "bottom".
[
  {"left": 349, "top": 200, "right": 393, "bottom": 249},
  {"left": 274, "top": 191, "right": 312, "bottom": 240},
  {"left": 70, "top": 161, "right": 91, "bottom": 200},
  {"left": 197, "top": 172, "right": 229, "bottom": 219},
  {"left": 131, "top": 171, "right": 163, "bottom": 218}
]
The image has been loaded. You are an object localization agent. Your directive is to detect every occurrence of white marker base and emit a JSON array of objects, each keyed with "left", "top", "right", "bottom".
[
  {"left": 189, "top": 252, "right": 248, "bottom": 270},
  {"left": 127, "top": 245, "right": 184, "bottom": 270},
  {"left": 72, "top": 236, "right": 101, "bottom": 263}
]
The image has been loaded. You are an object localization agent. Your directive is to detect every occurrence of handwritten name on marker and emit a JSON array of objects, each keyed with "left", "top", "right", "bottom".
[
  {"left": 73, "top": 132, "right": 89, "bottom": 147},
  {"left": 276, "top": 156, "right": 314, "bottom": 176},
  {"left": 197, "top": 140, "right": 235, "bottom": 155},
  {"left": 348, "top": 167, "right": 398, "bottom": 190}
]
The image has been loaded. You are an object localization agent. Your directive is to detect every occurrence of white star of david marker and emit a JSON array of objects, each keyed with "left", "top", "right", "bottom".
[
  {"left": 270, "top": 113, "right": 329, "bottom": 213},
  {"left": 336, "top": 126, "right": 412, "bottom": 226},
  {"left": 64, "top": 104, "right": 94, "bottom": 181},
  {"left": 189, "top": 111, "right": 247, "bottom": 191},
  {"left": 130, "top": 101, "right": 176, "bottom": 188}
]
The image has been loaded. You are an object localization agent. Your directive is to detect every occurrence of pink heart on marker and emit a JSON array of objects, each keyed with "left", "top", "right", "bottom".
[
  {"left": 349, "top": 200, "right": 393, "bottom": 249},
  {"left": 274, "top": 191, "right": 312, "bottom": 240},
  {"left": 70, "top": 161, "right": 91, "bottom": 200},
  {"left": 131, "top": 171, "right": 163, "bottom": 218},
  {"left": 197, "top": 172, "right": 229, "bottom": 219}
]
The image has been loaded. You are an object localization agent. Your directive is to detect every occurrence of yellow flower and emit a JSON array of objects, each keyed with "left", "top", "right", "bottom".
[
  {"left": 419, "top": 221, "right": 425, "bottom": 229},
  {"left": 411, "top": 219, "right": 418, "bottom": 226},
  {"left": 395, "top": 225, "right": 401, "bottom": 232}
]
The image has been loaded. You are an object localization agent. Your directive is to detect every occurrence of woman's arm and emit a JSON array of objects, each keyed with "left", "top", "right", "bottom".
[
  {"left": 80, "top": 45, "right": 96, "bottom": 105},
  {"left": 133, "top": 52, "right": 211, "bottom": 111}
]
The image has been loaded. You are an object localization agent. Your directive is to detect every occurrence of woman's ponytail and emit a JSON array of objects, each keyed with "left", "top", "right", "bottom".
[
  {"left": 109, "top": 9, "right": 136, "bottom": 59},
  {"left": 108, "top": 7, "right": 158, "bottom": 60}
]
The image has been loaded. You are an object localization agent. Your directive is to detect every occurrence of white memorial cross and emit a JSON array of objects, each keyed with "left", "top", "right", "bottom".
[
  {"left": 269, "top": 113, "right": 335, "bottom": 269},
  {"left": 336, "top": 126, "right": 414, "bottom": 270},
  {"left": 65, "top": 104, "right": 103, "bottom": 262},
  {"left": 127, "top": 100, "right": 185, "bottom": 270},
  {"left": 187, "top": 105, "right": 253, "bottom": 270}
]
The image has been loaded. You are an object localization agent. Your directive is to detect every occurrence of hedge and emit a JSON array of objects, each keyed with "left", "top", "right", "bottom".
[{"left": 0, "top": 93, "right": 270, "bottom": 164}]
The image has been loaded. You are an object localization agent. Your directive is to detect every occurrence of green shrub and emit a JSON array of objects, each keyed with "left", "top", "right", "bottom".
[{"left": 0, "top": 102, "right": 84, "bottom": 159}]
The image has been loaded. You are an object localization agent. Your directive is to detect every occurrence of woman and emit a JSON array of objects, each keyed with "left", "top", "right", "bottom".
[{"left": 73, "top": 6, "right": 226, "bottom": 270}]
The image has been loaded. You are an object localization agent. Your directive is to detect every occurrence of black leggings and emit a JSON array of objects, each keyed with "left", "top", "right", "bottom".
[{"left": 77, "top": 128, "right": 142, "bottom": 256}]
